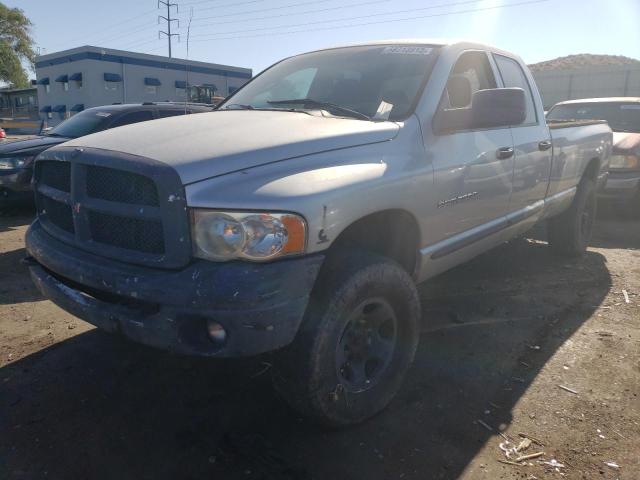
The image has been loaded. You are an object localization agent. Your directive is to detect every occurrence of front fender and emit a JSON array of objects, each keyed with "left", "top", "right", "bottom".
[{"left": 185, "top": 119, "right": 431, "bottom": 255}]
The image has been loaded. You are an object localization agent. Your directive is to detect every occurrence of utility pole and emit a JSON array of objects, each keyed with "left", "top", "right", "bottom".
[{"left": 158, "top": 0, "right": 179, "bottom": 58}]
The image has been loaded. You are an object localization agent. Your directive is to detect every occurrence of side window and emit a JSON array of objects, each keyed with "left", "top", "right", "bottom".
[
  {"left": 441, "top": 51, "right": 497, "bottom": 109},
  {"left": 158, "top": 109, "right": 186, "bottom": 118},
  {"left": 109, "top": 110, "right": 155, "bottom": 128},
  {"left": 494, "top": 55, "right": 537, "bottom": 124}
]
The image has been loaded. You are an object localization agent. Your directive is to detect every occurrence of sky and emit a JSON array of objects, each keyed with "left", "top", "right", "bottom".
[{"left": 9, "top": 0, "right": 640, "bottom": 76}]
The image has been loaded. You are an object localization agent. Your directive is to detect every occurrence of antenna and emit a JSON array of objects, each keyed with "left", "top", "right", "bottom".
[
  {"left": 185, "top": 6, "right": 193, "bottom": 114},
  {"left": 158, "top": 0, "right": 179, "bottom": 58}
]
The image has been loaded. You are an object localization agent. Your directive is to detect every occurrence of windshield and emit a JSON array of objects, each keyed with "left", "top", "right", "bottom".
[
  {"left": 547, "top": 102, "right": 640, "bottom": 133},
  {"left": 47, "top": 109, "right": 112, "bottom": 138},
  {"left": 221, "top": 44, "right": 440, "bottom": 121}
]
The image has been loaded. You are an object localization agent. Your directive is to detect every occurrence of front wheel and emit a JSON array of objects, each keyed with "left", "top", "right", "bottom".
[
  {"left": 547, "top": 178, "right": 597, "bottom": 256},
  {"left": 272, "top": 251, "right": 421, "bottom": 427}
]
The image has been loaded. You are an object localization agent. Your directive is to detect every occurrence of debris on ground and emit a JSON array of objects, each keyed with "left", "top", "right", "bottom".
[
  {"left": 477, "top": 419, "right": 493, "bottom": 432},
  {"left": 518, "top": 433, "right": 545, "bottom": 447},
  {"left": 604, "top": 461, "right": 620, "bottom": 469},
  {"left": 557, "top": 384, "right": 578, "bottom": 394},
  {"left": 622, "top": 289, "right": 630, "bottom": 304},
  {"left": 515, "top": 452, "right": 544, "bottom": 462},
  {"left": 516, "top": 438, "right": 532, "bottom": 452},
  {"left": 542, "top": 459, "right": 565, "bottom": 468}
]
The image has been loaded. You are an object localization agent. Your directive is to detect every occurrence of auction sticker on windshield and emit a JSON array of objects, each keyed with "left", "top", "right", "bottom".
[{"left": 382, "top": 46, "right": 433, "bottom": 55}]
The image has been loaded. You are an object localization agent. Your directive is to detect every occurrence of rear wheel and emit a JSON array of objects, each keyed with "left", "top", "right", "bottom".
[
  {"left": 272, "top": 251, "right": 420, "bottom": 427},
  {"left": 547, "top": 178, "right": 597, "bottom": 256}
]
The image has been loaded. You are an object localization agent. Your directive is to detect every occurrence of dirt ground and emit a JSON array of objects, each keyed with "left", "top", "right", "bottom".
[{"left": 1, "top": 207, "right": 638, "bottom": 480}]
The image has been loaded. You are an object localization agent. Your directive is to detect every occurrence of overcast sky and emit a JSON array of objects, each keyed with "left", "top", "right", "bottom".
[{"left": 10, "top": 0, "right": 640, "bottom": 75}]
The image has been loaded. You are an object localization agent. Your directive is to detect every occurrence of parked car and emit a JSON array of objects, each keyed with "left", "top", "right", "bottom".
[
  {"left": 0, "top": 102, "right": 212, "bottom": 208},
  {"left": 25, "top": 40, "right": 612, "bottom": 426},
  {"left": 0, "top": 128, "right": 6, "bottom": 140},
  {"left": 547, "top": 97, "right": 640, "bottom": 210}
]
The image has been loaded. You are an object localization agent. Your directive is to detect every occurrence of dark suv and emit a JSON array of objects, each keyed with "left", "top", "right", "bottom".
[{"left": 0, "top": 102, "right": 212, "bottom": 207}]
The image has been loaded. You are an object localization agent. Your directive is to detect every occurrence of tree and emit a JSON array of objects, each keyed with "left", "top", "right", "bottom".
[{"left": 0, "top": 3, "right": 35, "bottom": 88}]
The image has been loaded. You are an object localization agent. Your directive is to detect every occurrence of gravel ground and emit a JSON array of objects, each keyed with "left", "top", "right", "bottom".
[{"left": 0, "top": 207, "right": 638, "bottom": 480}]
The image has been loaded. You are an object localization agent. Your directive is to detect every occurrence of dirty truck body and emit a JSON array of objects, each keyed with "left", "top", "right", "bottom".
[{"left": 26, "top": 40, "right": 612, "bottom": 425}]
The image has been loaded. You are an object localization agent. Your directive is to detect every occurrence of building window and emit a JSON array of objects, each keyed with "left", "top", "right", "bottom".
[
  {"left": 70, "top": 72, "right": 83, "bottom": 89},
  {"left": 44, "top": 84, "right": 50, "bottom": 93},
  {"left": 63, "top": 82, "right": 69, "bottom": 91},
  {"left": 145, "top": 85, "right": 158, "bottom": 95}
]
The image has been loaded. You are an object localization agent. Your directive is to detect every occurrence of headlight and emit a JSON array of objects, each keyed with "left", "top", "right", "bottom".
[
  {"left": 609, "top": 155, "right": 640, "bottom": 170},
  {"left": 191, "top": 210, "right": 307, "bottom": 262},
  {"left": 0, "top": 156, "right": 35, "bottom": 170}
]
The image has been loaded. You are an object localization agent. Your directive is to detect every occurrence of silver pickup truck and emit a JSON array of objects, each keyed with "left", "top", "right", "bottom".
[{"left": 25, "top": 40, "right": 611, "bottom": 426}]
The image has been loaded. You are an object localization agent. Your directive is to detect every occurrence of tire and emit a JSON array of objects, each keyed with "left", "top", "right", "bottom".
[
  {"left": 272, "top": 250, "right": 421, "bottom": 427},
  {"left": 547, "top": 177, "right": 597, "bottom": 256}
]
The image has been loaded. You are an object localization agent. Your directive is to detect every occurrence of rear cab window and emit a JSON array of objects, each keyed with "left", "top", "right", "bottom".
[{"left": 547, "top": 102, "right": 640, "bottom": 133}]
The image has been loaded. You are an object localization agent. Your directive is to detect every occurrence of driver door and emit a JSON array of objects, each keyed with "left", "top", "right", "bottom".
[{"left": 428, "top": 50, "right": 515, "bottom": 240}]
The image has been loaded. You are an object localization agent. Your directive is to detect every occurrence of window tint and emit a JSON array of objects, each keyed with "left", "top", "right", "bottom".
[
  {"left": 158, "top": 109, "right": 187, "bottom": 118},
  {"left": 442, "top": 51, "right": 497, "bottom": 109},
  {"left": 494, "top": 55, "right": 537, "bottom": 124},
  {"left": 109, "top": 110, "right": 155, "bottom": 128}
]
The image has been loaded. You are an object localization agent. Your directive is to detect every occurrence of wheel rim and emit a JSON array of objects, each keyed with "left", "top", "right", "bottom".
[{"left": 336, "top": 298, "right": 398, "bottom": 393}]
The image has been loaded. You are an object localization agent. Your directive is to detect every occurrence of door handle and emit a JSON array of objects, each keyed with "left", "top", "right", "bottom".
[
  {"left": 496, "top": 147, "right": 514, "bottom": 160},
  {"left": 538, "top": 140, "right": 552, "bottom": 151}
]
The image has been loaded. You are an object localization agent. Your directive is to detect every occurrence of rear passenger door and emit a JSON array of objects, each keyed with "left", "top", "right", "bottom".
[
  {"left": 429, "top": 51, "right": 515, "bottom": 239},
  {"left": 493, "top": 54, "right": 552, "bottom": 216}
]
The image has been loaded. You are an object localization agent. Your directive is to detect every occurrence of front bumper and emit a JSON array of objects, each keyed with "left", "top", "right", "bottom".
[
  {"left": 26, "top": 219, "right": 324, "bottom": 357},
  {"left": 0, "top": 167, "right": 33, "bottom": 206},
  {"left": 599, "top": 170, "right": 640, "bottom": 201}
]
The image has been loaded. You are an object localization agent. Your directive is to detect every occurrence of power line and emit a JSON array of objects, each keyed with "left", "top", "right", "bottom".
[
  {"left": 183, "top": 0, "right": 264, "bottom": 11},
  {"left": 188, "top": 0, "right": 550, "bottom": 43},
  {"left": 158, "top": 0, "right": 180, "bottom": 57},
  {"left": 188, "top": 0, "right": 496, "bottom": 38},
  {"left": 188, "top": 0, "right": 335, "bottom": 22},
  {"left": 180, "top": 0, "right": 390, "bottom": 29}
]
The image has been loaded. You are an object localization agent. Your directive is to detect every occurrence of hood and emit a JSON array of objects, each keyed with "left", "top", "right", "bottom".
[
  {"left": 62, "top": 110, "right": 400, "bottom": 184},
  {"left": 0, "top": 135, "right": 69, "bottom": 156},
  {"left": 612, "top": 131, "right": 640, "bottom": 155}
]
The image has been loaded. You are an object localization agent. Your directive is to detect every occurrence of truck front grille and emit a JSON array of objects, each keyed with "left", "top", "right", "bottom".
[
  {"left": 34, "top": 149, "right": 190, "bottom": 269},
  {"left": 88, "top": 211, "right": 165, "bottom": 254},
  {"left": 40, "top": 195, "right": 74, "bottom": 234},
  {"left": 37, "top": 160, "right": 71, "bottom": 192},
  {"left": 86, "top": 165, "right": 159, "bottom": 206}
]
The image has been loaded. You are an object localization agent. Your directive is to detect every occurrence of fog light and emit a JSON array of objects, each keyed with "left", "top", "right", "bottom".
[{"left": 206, "top": 320, "right": 227, "bottom": 344}]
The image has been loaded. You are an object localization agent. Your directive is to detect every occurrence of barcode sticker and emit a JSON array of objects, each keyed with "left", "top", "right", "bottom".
[{"left": 382, "top": 46, "right": 433, "bottom": 55}]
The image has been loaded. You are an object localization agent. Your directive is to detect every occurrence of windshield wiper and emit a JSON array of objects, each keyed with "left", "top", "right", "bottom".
[{"left": 267, "top": 99, "right": 371, "bottom": 121}]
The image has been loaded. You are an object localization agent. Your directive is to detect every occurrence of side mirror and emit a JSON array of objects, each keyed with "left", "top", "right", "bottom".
[{"left": 433, "top": 87, "right": 527, "bottom": 134}]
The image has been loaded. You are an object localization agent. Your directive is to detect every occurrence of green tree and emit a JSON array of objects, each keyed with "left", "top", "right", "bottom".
[{"left": 0, "top": 3, "right": 35, "bottom": 88}]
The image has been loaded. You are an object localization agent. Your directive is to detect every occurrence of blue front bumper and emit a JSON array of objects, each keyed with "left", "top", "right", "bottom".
[{"left": 26, "top": 219, "right": 324, "bottom": 357}]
